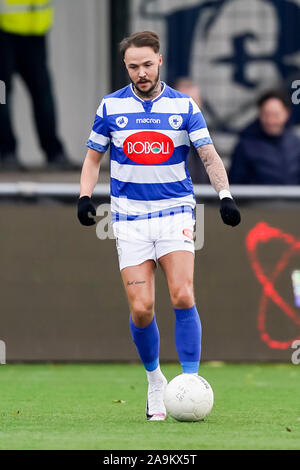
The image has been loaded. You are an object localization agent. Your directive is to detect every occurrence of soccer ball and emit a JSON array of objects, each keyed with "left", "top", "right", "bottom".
[{"left": 163, "top": 374, "right": 214, "bottom": 422}]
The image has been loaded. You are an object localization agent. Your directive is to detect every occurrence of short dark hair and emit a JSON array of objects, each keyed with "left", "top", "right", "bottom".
[
  {"left": 119, "top": 31, "right": 160, "bottom": 58},
  {"left": 257, "top": 89, "right": 291, "bottom": 109}
]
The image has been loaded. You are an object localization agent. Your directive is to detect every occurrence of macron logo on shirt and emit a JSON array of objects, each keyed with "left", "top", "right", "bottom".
[{"left": 136, "top": 118, "right": 161, "bottom": 124}]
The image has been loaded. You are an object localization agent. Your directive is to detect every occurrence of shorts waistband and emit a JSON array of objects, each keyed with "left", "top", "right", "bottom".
[{"left": 112, "top": 205, "right": 194, "bottom": 222}]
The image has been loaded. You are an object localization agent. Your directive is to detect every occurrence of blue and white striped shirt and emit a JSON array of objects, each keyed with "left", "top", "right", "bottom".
[{"left": 86, "top": 82, "right": 213, "bottom": 221}]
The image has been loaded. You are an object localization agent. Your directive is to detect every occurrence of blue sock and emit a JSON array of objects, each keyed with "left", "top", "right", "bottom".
[
  {"left": 129, "top": 315, "right": 159, "bottom": 372},
  {"left": 174, "top": 305, "right": 201, "bottom": 373}
]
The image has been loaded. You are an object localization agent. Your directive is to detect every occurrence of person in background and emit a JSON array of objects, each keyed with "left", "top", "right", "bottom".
[
  {"left": 0, "top": 0, "right": 72, "bottom": 170},
  {"left": 229, "top": 89, "right": 300, "bottom": 185},
  {"left": 173, "top": 77, "right": 209, "bottom": 184}
]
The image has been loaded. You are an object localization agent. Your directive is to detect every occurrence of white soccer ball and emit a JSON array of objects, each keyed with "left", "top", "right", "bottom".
[{"left": 163, "top": 373, "right": 214, "bottom": 422}]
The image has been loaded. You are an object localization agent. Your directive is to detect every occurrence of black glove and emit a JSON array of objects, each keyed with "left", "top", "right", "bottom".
[
  {"left": 77, "top": 196, "right": 96, "bottom": 226},
  {"left": 220, "top": 197, "right": 241, "bottom": 227}
]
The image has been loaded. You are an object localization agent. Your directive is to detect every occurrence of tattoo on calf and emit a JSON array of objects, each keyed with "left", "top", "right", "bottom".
[{"left": 127, "top": 280, "right": 146, "bottom": 286}]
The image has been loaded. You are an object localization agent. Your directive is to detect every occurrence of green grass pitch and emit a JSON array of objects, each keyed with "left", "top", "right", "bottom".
[{"left": 0, "top": 363, "right": 299, "bottom": 450}]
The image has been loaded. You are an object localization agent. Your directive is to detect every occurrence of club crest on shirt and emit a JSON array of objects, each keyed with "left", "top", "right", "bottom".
[
  {"left": 116, "top": 116, "right": 128, "bottom": 128},
  {"left": 169, "top": 115, "right": 183, "bottom": 129}
]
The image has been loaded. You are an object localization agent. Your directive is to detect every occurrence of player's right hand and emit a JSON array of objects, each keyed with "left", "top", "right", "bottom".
[{"left": 77, "top": 196, "right": 96, "bottom": 226}]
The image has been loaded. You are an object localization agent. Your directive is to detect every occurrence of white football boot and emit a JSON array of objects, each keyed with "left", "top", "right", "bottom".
[{"left": 146, "top": 375, "right": 168, "bottom": 421}]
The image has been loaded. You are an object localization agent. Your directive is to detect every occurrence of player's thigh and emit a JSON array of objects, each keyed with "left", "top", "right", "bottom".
[
  {"left": 121, "top": 259, "right": 156, "bottom": 313},
  {"left": 158, "top": 251, "right": 195, "bottom": 307}
]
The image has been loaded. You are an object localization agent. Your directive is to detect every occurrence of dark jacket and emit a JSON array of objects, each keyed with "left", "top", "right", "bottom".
[{"left": 229, "top": 120, "right": 300, "bottom": 185}]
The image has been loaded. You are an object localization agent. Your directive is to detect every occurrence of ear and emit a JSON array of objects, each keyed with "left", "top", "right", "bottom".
[{"left": 158, "top": 54, "right": 163, "bottom": 66}]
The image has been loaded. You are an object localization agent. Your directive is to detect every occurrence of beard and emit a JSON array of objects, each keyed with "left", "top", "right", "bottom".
[{"left": 132, "top": 69, "right": 160, "bottom": 98}]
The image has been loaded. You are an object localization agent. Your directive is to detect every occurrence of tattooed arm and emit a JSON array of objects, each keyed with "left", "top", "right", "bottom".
[
  {"left": 196, "top": 144, "right": 229, "bottom": 194},
  {"left": 196, "top": 144, "right": 241, "bottom": 227}
]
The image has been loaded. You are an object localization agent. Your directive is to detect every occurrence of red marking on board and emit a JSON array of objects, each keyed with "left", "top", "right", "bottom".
[{"left": 246, "top": 222, "right": 300, "bottom": 349}]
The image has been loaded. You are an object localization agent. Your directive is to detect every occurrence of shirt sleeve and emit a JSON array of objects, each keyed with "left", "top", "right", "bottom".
[
  {"left": 86, "top": 99, "right": 110, "bottom": 153},
  {"left": 187, "top": 98, "right": 213, "bottom": 148}
]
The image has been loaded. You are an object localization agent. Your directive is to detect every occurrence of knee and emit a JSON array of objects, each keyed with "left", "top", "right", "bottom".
[
  {"left": 171, "top": 284, "right": 194, "bottom": 309},
  {"left": 131, "top": 299, "right": 154, "bottom": 327}
]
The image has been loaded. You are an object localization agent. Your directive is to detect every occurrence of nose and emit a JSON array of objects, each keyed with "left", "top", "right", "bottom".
[
  {"left": 266, "top": 118, "right": 280, "bottom": 127},
  {"left": 138, "top": 67, "right": 147, "bottom": 78}
]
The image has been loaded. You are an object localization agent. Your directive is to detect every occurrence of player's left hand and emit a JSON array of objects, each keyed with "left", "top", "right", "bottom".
[{"left": 219, "top": 197, "right": 241, "bottom": 227}]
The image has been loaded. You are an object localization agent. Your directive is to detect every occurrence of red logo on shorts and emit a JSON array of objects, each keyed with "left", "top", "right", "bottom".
[
  {"left": 123, "top": 131, "right": 174, "bottom": 164},
  {"left": 182, "top": 228, "right": 193, "bottom": 240}
]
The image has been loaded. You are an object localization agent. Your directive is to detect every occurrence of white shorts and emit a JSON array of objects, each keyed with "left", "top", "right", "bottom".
[{"left": 113, "top": 212, "right": 195, "bottom": 271}]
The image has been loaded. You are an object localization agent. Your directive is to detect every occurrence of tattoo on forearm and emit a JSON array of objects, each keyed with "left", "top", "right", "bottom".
[
  {"left": 127, "top": 280, "right": 146, "bottom": 286},
  {"left": 196, "top": 144, "right": 229, "bottom": 193}
]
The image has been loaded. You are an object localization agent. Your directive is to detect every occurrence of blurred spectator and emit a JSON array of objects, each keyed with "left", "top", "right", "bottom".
[
  {"left": 0, "top": 0, "right": 73, "bottom": 170},
  {"left": 229, "top": 89, "right": 300, "bottom": 185},
  {"left": 173, "top": 77, "right": 209, "bottom": 184}
]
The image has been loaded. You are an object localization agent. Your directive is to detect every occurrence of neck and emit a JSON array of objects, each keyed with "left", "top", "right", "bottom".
[{"left": 134, "top": 80, "right": 163, "bottom": 101}]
